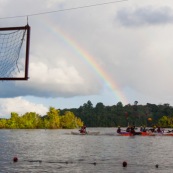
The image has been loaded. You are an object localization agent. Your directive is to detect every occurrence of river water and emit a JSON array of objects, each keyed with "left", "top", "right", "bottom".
[{"left": 0, "top": 128, "right": 173, "bottom": 173}]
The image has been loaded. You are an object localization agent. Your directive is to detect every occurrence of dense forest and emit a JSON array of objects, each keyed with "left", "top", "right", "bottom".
[
  {"left": 1, "top": 100, "right": 173, "bottom": 129},
  {"left": 60, "top": 100, "right": 173, "bottom": 128}
]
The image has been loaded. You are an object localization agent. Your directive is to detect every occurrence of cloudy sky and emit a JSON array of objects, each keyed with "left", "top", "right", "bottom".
[{"left": 0, "top": 0, "right": 173, "bottom": 118}]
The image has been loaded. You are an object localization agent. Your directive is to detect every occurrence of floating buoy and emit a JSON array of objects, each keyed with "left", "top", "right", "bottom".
[
  {"left": 155, "top": 164, "right": 159, "bottom": 168},
  {"left": 13, "top": 157, "right": 18, "bottom": 162},
  {"left": 93, "top": 162, "right": 96, "bottom": 165},
  {"left": 122, "top": 161, "right": 127, "bottom": 167}
]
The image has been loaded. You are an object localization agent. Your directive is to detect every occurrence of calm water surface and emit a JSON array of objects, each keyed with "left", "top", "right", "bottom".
[{"left": 0, "top": 128, "right": 173, "bottom": 173}]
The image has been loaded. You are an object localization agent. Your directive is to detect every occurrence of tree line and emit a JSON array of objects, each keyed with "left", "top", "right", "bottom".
[
  {"left": 0, "top": 100, "right": 173, "bottom": 129},
  {"left": 60, "top": 101, "right": 173, "bottom": 128},
  {"left": 0, "top": 107, "right": 83, "bottom": 129}
]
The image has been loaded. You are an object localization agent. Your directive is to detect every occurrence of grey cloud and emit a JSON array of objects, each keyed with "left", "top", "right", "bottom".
[
  {"left": 0, "top": 81, "right": 101, "bottom": 98},
  {"left": 116, "top": 6, "right": 173, "bottom": 26}
]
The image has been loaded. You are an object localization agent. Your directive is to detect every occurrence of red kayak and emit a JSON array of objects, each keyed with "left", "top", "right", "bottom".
[
  {"left": 141, "top": 132, "right": 155, "bottom": 136},
  {"left": 163, "top": 133, "right": 173, "bottom": 136},
  {"left": 117, "top": 132, "right": 134, "bottom": 136},
  {"left": 118, "top": 131, "right": 155, "bottom": 136}
]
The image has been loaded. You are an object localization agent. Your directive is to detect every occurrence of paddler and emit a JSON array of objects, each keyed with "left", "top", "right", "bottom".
[
  {"left": 79, "top": 125, "right": 87, "bottom": 134},
  {"left": 140, "top": 126, "right": 143, "bottom": 132},
  {"left": 117, "top": 126, "right": 121, "bottom": 133},
  {"left": 130, "top": 126, "right": 135, "bottom": 134},
  {"left": 149, "top": 125, "right": 156, "bottom": 132},
  {"left": 143, "top": 126, "right": 146, "bottom": 132},
  {"left": 126, "top": 126, "right": 131, "bottom": 132},
  {"left": 157, "top": 126, "right": 162, "bottom": 133}
]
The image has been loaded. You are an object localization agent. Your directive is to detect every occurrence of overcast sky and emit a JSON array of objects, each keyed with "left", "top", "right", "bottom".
[{"left": 1, "top": 0, "right": 173, "bottom": 118}]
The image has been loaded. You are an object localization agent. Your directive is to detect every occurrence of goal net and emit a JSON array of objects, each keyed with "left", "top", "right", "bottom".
[{"left": 0, "top": 25, "right": 30, "bottom": 80}]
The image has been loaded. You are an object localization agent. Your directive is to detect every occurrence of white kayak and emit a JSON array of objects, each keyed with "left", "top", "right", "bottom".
[{"left": 71, "top": 131, "right": 100, "bottom": 135}]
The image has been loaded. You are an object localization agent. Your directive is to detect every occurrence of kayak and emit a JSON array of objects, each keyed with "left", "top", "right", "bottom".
[
  {"left": 152, "top": 132, "right": 173, "bottom": 136},
  {"left": 71, "top": 131, "right": 100, "bottom": 135},
  {"left": 163, "top": 133, "right": 173, "bottom": 136},
  {"left": 117, "top": 132, "right": 134, "bottom": 136},
  {"left": 141, "top": 132, "right": 155, "bottom": 136},
  {"left": 117, "top": 131, "right": 155, "bottom": 136},
  {"left": 117, "top": 131, "right": 173, "bottom": 136}
]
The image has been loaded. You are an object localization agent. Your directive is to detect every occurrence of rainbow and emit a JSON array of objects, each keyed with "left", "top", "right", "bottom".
[{"left": 39, "top": 17, "right": 128, "bottom": 104}]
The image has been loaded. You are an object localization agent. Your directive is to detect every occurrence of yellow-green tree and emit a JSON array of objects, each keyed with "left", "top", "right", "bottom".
[
  {"left": 7, "top": 112, "right": 20, "bottom": 129},
  {"left": 0, "top": 107, "right": 83, "bottom": 129},
  {"left": 158, "top": 116, "right": 173, "bottom": 128},
  {"left": 46, "top": 107, "right": 60, "bottom": 129},
  {"left": 20, "top": 112, "right": 41, "bottom": 128},
  {"left": 60, "top": 111, "right": 83, "bottom": 129},
  {"left": 0, "top": 119, "right": 7, "bottom": 128},
  {"left": 75, "top": 117, "right": 83, "bottom": 128}
]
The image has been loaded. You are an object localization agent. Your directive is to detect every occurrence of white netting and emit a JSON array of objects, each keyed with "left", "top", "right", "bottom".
[{"left": 0, "top": 29, "right": 26, "bottom": 78}]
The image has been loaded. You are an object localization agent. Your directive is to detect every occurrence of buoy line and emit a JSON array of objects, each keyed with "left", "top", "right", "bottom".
[{"left": 12, "top": 158, "right": 173, "bottom": 169}]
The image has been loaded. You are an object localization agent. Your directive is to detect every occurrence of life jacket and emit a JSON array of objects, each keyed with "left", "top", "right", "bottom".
[
  {"left": 80, "top": 126, "right": 86, "bottom": 133},
  {"left": 80, "top": 129, "right": 85, "bottom": 133}
]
